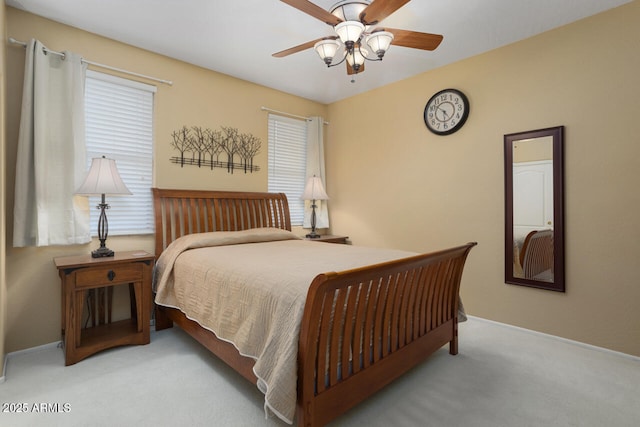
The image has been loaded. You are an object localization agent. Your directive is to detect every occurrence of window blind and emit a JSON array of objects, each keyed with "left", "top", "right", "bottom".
[
  {"left": 85, "top": 70, "right": 155, "bottom": 235},
  {"left": 267, "top": 114, "right": 307, "bottom": 225}
]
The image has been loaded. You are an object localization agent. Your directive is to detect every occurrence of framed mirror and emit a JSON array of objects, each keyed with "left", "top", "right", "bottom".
[{"left": 504, "top": 126, "right": 564, "bottom": 292}]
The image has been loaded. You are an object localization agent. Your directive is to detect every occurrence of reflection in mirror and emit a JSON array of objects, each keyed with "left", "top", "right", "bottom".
[
  {"left": 505, "top": 127, "right": 564, "bottom": 292},
  {"left": 513, "top": 136, "right": 553, "bottom": 281}
]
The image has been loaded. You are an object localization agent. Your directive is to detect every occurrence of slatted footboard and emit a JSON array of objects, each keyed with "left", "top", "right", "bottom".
[{"left": 297, "top": 242, "right": 476, "bottom": 426}]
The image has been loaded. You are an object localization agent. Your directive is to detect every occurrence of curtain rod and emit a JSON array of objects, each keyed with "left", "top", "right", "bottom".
[
  {"left": 261, "top": 106, "right": 329, "bottom": 125},
  {"left": 8, "top": 37, "right": 173, "bottom": 86}
]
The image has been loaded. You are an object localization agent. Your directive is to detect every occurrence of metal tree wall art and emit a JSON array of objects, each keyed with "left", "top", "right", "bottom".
[{"left": 170, "top": 125, "right": 261, "bottom": 174}]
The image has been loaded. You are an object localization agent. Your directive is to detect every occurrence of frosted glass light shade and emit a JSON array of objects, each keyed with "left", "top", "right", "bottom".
[
  {"left": 301, "top": 176, "right": 329, "bottom": 201},
  {"left": 347, "top": 47, "right": 369, "bottom": 66},
  {"left": 330, "top": 1, "right": 369, "bottom": 21},
  {"left": 367, "top": 31, "right": 394, "bottom": 56},
  {"left": 335, "top": 21, "right": 365, "bottom": 44},
  {"left": 314, "top": 39, "right": 342, "bottom": 63},
  {"left": 76, "top": 156, "right": 131, "bottom": 195}
]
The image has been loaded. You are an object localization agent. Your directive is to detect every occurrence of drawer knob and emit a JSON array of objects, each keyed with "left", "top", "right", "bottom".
[{"left": 107, "top": 270, "right": 116, "bottom": 281}]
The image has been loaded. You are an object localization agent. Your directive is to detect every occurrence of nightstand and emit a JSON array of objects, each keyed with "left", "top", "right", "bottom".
[
  {"left": 305, "top": 234, "right": 349, "bottom": 244},
  {"left": 54, "top": 251, "right": 154, "bottom": 365}
]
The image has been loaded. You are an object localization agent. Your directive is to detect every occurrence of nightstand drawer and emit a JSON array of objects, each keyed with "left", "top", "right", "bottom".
[{"left": 75, "top": 263, "right": 143, "bottom": 288}]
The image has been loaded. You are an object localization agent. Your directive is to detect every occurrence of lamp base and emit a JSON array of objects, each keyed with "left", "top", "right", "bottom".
[
  {"left": 91, "top": 247, "right": 114, "bottom": 258},
  {"left": 305, "top": 231, "right": 322, "bottom": 239},
  {"left": 92, "top": 199, "right": 114, "bottom": 258}
]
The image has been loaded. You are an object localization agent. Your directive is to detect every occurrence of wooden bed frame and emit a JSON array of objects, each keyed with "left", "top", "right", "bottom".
[{"left": 152, "top": 188, "right": 476, "bottom": 426}]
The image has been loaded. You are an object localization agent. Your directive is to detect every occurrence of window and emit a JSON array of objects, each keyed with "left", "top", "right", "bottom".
[
  {"left": 267, "top": 114, "right": 307, "bottom": 225},
  {"left": 84, "top": 70, "right": 155, "bottom": 235}
]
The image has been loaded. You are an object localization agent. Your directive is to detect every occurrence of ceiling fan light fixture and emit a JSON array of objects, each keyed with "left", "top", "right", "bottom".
[
  {"left": 334, "top": 21, "right": 365, "bottom": 46},
  {"left": 367, "top": 31, "right": 394, "bottom": 58},
  {"left": 314, "top": 39, "right": 342, "bottom": 65},
  {"left": 274, "top": 0, "right": 444, "bottom": 80}
]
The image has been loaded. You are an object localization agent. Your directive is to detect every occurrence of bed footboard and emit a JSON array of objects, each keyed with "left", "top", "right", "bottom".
[{"left": 297, "top": 242, "right": 476, "bottom": 427}]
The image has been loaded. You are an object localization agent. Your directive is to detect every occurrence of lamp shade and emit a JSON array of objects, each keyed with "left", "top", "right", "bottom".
[
  {"left": 347, "top": 47, "right": 369, "bottom": 66},
  {"left": 301, "top": 176, "right": 329, "bottom": 201},
  {"left": 367, "top": 31, "right": 394, "bottom": 57},
  {"left": 76, "top": 156, "right": 132, "bottom": 196},
  {"left": 330, "top": 1, "right": 369, "bottom": 21},
  {"left": 314, "top": 39, "right": 342, "bottom": 64},
  {"left": 334, "top": 21, "right": 365, "bottom": 45}
]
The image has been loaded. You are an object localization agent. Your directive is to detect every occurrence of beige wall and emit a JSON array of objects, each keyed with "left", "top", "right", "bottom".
[
  {"left": 326, "top": 1, "right": 640, "bottom": 356},
  {"left": 3, "top": 7, "right": 326, "bottom": 353},
  {"left": 3, "top": 2, "right": 639, "bottom": 358},
  {"left": 1, "top": 0, "right": 7, "bottom": 377}
]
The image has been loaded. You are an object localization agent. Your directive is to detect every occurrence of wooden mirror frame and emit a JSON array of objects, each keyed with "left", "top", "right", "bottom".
[{"left": 504, "top": 126, "right": 565, "bottom": 292}]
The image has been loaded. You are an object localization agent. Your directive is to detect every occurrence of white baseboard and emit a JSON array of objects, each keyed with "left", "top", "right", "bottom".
[
  {"left": 5, "top": 341, "right": 62, "bottom": 359},
  {"left": 2, "top": 341, "right": 62, "bottom": 383},
  {"left": 1, "top": 320, "right": 156, "bottom": 381},
  {"left": 468, "top": 315, "right": 640, "bottom": 362}
]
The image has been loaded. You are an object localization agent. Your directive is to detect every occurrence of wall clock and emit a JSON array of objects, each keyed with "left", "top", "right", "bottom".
[{"left": 424, "top": 88, "right": 470, "bottom": 135}]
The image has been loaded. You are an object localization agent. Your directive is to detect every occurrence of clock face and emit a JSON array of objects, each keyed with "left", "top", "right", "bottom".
[{"left": 424, "top": 89, "right": 469, "bottom": 135}]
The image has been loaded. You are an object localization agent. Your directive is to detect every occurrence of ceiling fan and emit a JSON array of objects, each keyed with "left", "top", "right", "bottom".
[{"left": 273, "top": 0, "right": 443, "bottom": 78}]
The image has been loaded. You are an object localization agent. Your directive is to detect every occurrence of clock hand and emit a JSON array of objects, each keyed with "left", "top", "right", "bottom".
[{"left": 436, "top": 106, "right": 450, "bottom": 121}]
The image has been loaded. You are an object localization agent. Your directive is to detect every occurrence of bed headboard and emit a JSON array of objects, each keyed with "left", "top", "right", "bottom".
[{"left": 152, "top": 188, "right": 291, "bottom": 256}]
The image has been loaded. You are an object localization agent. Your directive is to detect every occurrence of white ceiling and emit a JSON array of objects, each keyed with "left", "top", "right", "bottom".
[{"left": 7, "top": 0, "right": 632, "bottom": 104}]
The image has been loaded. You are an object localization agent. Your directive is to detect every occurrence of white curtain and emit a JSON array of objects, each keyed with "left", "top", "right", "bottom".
[
  {"left": 13, "top": 39, "right": 90, "bottom": 247},
  {"left": 303, "top": 116, "right": 329, "bottom": 229}
]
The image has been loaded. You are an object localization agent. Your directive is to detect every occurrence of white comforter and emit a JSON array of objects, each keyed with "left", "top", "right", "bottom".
[{"left": 153, "top": 228, "right": 419, "bottom": 424}]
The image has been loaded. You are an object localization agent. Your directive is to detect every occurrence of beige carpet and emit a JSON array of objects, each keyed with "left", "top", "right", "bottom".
[{"left": 1, "top": 317, "right": 638, "bottom": 426}]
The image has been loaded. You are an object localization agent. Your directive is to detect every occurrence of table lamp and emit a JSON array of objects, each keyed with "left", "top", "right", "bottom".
[
  {"left": 301, "top": 175, "right": 329, "bottom": 238},
  {"left": 76, "top": 156, "right": 131, "bottom": 257}
]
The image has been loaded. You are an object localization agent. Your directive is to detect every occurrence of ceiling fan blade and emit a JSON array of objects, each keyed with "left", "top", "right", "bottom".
[
  {"left": 347, "top": 61, "right": 365, "bottom": 75},
  {"left": 359, "top": 0, "right": 411, "bottom": 25},
  {"left": 272, "top": 37, "right": 336, "bottom": 58},
  {"left": 280, "top": 0, "right": 342, "bottom": 25},
  {"left": 381, "top": 27, "right": 444, "bottom": 50}
]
